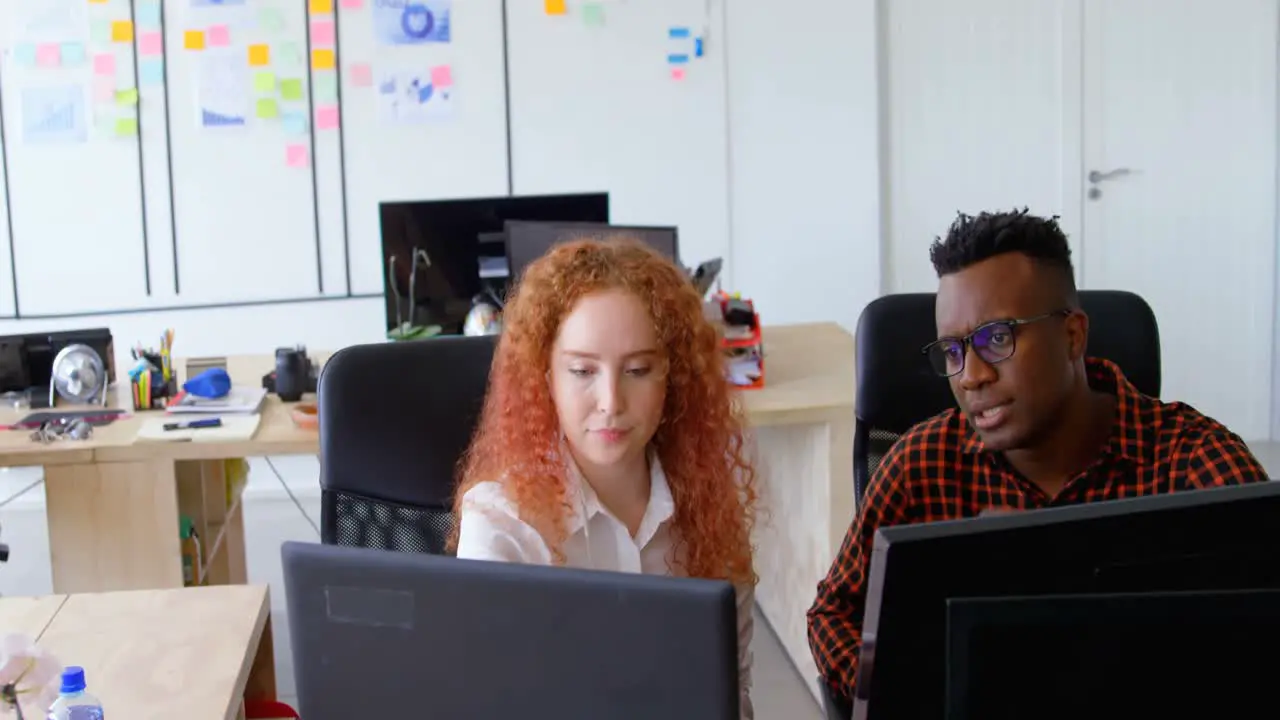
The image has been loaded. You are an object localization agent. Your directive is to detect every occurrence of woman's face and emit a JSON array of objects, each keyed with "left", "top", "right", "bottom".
[{"left": 550, "top": 289, "right": 667, "bottom": 474}]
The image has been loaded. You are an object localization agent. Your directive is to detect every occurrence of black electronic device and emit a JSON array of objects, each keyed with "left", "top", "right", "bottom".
[
  {"left": 852, "top": 481, "right": 1280, "bottom": 720},
  {"left": 262, "top": 346, "right": 318, "bottom": 400},
  {"left": 504, "top": 220, "right": 679, "bottom": 283},
  {"left": 0, "top": 328, "right": 115, "bottom": 409}
]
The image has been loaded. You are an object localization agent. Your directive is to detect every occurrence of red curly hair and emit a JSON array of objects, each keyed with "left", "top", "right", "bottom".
[{"left": 450, "top": 237, "right": 758, "bottom": 586}]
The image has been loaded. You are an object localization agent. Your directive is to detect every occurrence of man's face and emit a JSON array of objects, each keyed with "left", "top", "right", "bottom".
[{"left": 934, "top": 253, "right": 1085, "bottom": 451}]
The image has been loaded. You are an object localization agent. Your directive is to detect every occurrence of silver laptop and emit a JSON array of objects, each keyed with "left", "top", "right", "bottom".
[{"left": 281, "top": 541, "right": 739, "bottom": 720}]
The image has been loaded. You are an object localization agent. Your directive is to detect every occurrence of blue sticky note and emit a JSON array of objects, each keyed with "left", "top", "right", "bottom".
[
  {"left": 12, "top": 44, "right": 37, "bottom": 66},
  {"left": 695, "top": 37, "right": 704, "bottom": 57},
  {"left": 282, "top": 110, "right": 309, "bottom": 136},
  {"left": 669, "top": 27, "right": 690, "bottom": 39},
  {"left": 668, "top": 53, "right": 690, "bottom": 64},
  {"left": 136, "top": 1, "right": 162, "bottom": 28},
  {"left": 140, "top": 58, "right": 164, "bottom": 86},
  {"left": 60, "top": 42, "right": 86, "bottom": 66}
]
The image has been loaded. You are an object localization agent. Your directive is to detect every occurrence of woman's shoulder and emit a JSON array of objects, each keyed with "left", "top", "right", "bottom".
[{"left": 460, "top": 479, "right": 519, "bottom": 518}]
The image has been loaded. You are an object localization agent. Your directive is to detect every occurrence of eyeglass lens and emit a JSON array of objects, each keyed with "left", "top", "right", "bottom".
[{"left": 927, "top": 322, "right": 1016, "bottom": 377}]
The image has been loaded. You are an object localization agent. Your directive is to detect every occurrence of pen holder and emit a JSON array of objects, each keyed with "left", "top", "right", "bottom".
[{"left": 132, "top": 370, "right": 177, "bottom": 411}]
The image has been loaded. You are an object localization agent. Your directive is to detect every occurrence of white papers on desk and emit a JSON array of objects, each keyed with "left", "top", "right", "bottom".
[
  {"left": 166, "top": 385, "right": 267, "bottom": 414},
  {"left": 135, "top": 414, "right": 262, "bottom": 443},
  {"left": 727, "top": 354, "right": 762, "bottom": 387}
]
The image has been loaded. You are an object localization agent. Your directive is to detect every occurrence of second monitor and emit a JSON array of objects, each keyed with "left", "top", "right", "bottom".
[{"left": 504, "top": 220, "right": 679, "bottom": 283}]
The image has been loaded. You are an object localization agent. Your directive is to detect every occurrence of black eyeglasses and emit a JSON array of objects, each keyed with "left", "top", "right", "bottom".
[{"left": 922, "top": 310, "right": 1071, "bottom": 378}]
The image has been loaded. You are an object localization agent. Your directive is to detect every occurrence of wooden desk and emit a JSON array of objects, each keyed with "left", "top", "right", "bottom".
[
  {"left": 0, "top": 322, "right": 856, "bottom": 703},
  {"left": 0, "top": 586, "right": 276, "bottom": 720}
]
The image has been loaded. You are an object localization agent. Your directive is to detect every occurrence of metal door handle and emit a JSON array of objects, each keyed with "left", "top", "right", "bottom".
[{"left": 1088, "top": 168, "right": 1133, "bottom": 183}]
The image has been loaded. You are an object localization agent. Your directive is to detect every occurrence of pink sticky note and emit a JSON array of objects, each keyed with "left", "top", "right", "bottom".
[
  {"left": 208, "top": 24, "right": 231, "bottom": 47},
  {"left": 93, "top": 53, "right": 116, "bottom": 76},
  {"left": 349, "top": 63, "right": 372, "bottom": 87},
  {"left": 36, "top": 43, "right": 61, "bottom": 68},
  {"left": 340, "top": 0, "right": 363, "bottom": 8},
  {"left": 139, "top": 31, "right": 163, "bottom": 57},
  {"left": 671, "top": 67, "right": 686, "bottom": 80},
  {"left": 316, "top": 105, "right": 340, "bottom": 130},
  {"left": 312, "top": 19, "right": 335, "bottom": 46},
  {"left": 430, "top": 64, "right": 453, "bottom": 88},
  {"left": 93, "top": 76, "right": 115, "bottom": 102},
  {"left": 286, "top": 144, "right": 309, "bottom": 168}
]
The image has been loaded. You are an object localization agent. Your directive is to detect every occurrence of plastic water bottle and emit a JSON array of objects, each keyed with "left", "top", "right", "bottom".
[{"left": 46, "top": 667, "right": 104, "bottom": 720}]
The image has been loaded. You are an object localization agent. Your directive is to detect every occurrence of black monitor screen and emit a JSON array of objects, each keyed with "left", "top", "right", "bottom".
[
  {"left": 504, "top": 221, "right": 679, "bottom": 284},
  {"left": 379, "top": 193, "right": 608, "bottom": 334}
]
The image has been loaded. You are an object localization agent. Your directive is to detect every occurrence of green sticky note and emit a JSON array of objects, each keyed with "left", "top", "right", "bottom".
[
  {"left": 115, "top": 117, "right": 138, "bottom": 136},
  {"left": 115, "top": 88, "right": 139, "bottom": 106},
  {"left": 279, "top": 78, "right": 305, "bottom": 101},
  {"left": 313, "top": 73, "right": 337, "bottom": 103},
  {"left": 253, "top": 71, "right": 276, "bottom": 93},
  {"left": 278, "top": 42, "right": 302, "bottom": 68},
  {"left": 90, "top": 19, "right": 112, "bottom": 44},
  {"left": 256, "top": 97, "right": 279, "bottom": 119},
  {"left": 259, "top": 7, "right": 286, "bottom": 33},
  {"left": 582, "top": 2, "right": 605, "bottom": 27}
]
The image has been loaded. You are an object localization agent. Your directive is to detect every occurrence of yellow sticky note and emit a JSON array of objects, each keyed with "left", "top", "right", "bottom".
[
  {"left": 111, "top": 20, "right": 134, "bottom": 43},
  {"left": 89, "top": 0, "right": 109, "bottom": 3},
  {"left": 311, "top": 48, "right": 335, "bottom": 70},
  {"left": 310, "top": 0, "right": 334, "bottom": 14},
  {"left": 116, "top": 88, "right": 139, "bottom": 106},
  {"left": 253, "top": 71, "right": 276, "bottom": 93},
  {"left": 248, "top": 44, "right": 271, "bottom": 67},
  {"left": 115, "top": 118, "right": 138, "bottom": 136},
  {"left": 545, "top": 0, "right": 567, "bottom": 14},
  {"left": 256, "top": 98, "right": 279, "bottom": 119},
  {"left": 184, "top": 30, "right": 206, "bottom": 51}
]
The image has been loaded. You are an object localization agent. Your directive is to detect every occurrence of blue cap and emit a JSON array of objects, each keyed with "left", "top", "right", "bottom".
[{"left": 60, "top": 666, "right": 86, "bottom": 694}]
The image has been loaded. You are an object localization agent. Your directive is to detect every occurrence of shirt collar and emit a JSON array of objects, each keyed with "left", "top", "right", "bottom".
[
  {"left": 961, "top": 357, "right": 1155, "bottom": 466},
  {"left": 566, "top": 451, "right": 675, "bottom": 547}
]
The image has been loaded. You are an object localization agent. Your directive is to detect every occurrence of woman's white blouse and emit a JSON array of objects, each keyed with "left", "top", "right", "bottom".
[{"left": 455, "top": 458, "right": 755, "bottom": 720}]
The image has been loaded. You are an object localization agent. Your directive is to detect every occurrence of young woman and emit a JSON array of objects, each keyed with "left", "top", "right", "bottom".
[{"left": 451, "top": 238, "right": 759, "bottom": 718}]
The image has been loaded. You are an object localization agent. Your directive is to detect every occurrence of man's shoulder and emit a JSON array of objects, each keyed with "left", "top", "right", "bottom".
[
  {"left": 1147, "top": 397, "right": 1250, "bottom": 455},
  {"left": 890, "top": 407, "right": 968, "bottom": 453}
]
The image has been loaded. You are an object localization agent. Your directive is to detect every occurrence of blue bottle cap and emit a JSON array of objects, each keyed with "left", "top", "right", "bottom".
[{"left": 60, "top": 666, "right": 86, "bottom": 694}]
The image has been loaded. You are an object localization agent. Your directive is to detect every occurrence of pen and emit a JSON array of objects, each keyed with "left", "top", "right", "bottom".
[{"left": 163, "top": 418, "right": 222, "bottom": 432}]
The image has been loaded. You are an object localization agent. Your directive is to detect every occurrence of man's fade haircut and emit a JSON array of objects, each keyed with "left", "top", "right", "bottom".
[{"left": 929, "top": 208, "right": 1078, "bottom": 304}]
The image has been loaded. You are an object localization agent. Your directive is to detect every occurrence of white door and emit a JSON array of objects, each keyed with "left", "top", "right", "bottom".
[{"left": 1081, "top": 0, "right": 1278, "bottom": 441}]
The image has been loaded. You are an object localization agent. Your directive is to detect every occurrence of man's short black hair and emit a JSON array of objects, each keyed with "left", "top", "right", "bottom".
[{"left": 929, "top": 208, "right": 1077, "bottom": 302}]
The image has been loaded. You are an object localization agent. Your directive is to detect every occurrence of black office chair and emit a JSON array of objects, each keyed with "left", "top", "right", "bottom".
[
  {"left": 852, "top": 289, "right": 1161, "bottom": 503},
  {"left": 317, "top": 334, "right": 497, "bottom": 555}
]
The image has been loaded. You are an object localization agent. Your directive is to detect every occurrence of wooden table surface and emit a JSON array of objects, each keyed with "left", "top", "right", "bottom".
[{"left": 0, "top": 322, "right": 855, "bottom": 466}]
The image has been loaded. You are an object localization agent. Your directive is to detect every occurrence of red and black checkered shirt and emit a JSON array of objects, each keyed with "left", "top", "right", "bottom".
[{"left": 807, "top": 357, "right": 1272, "bottom": 698}]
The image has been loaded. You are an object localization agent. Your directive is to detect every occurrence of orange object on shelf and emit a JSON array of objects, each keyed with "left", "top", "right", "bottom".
[{"left": 712, "top": 292, "right": 764, "bottom": 389}]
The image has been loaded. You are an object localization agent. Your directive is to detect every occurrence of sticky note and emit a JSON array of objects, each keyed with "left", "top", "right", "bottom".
[
  {"left": 116, "top": 88, "right": 139, "bottom": 106},
  {"left": 184, "top": 30, "right": 206, "bottom": 51},
  {"left": 36, "top": 44, "right": 60, "bottom": 68},
  {"left": 93, "top": 76, "right": 115, "bottom": 103},
  {"left": 139, "top": 32, "right": 163, "bottom": 57},
  {"left": 314, "top": 73, "right": 338, "bottom": 102},
  {"left": 89, "top": 0, "right": 108, "bottom": 4},
  {"left": 258, "top": 7, "right": 286, "bottom": 33},
  {"left": 89, "top": 20, "right": 111, "bottom": 44},
  {"left": 12, "top": 44, "right": 37, "bottom": 66},
  {"left": 545, "top": 0, "right": 567, "bottom": 14},
  {"left": 671, "top": 67, "right": 686, "bottom": 81},
  {"left": 286, "top": 144, "right": 309, "bottom": 168},
  {"left": 140, "top": 58, "right": 165, "bottom": 86},
  {"left": 60, "top": 42, "right": 86, "bottom": 66},
  {"left": 93, "top": 54, "right": 116, "bottom": 76},
  {"left": 282, "top": 111, "right": 309, "bottom": 136},
  {"left": 312, "top": 19, "right": 336, "bottom": 46},
  {"left": 668, "top": 53, "right": 690, "bottom": 64},
  {"left": 669, "top": 27, "right": 691, "bottom": 39},
  {"left": 136, "top": 1, "right": 162, "bottom": 29},
  {"left": 582, "top": 3, "right": 605, "bottom": 27},
  {"left": 249, "top": 44, "right": 270, "bottom": 66},
  {"left": 341, "top": 0, "right": 364, "bottom": 8},
  {"left": 311, "top": 49, "right": 335, "bottom": 70},
  {"left": 279, "top": 78, "right": 305, "bottom": 101},
  {"left": 116, "top": 118, "right": 138, "bottom": 136},
  {"left": 348, "top": 63, "right": 372, "bottom": 87},
  {"left": 310, "top": 0, "right": 334, "bottom": 14},
  {"left": 316, "top": 105, "right": 339, "bottom": 130},
  {"left": 430, "top": 65, "right": 453, "bottom": 88},
  {"left": 208, "top": 25, "right": 231, "bottom": 47},
  {"left": 112, "top": 20, "right": 134, "bottom": 43},
  {"left": 257, "top": 98, "right": 280, "bottom": 119},
  {"left": 278, "top": 42, "right": 303, "bottom": 68}
]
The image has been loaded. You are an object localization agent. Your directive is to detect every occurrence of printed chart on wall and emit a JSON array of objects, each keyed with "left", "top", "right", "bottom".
[
  {"left": 370, "top": 0, "right": 456, "bottom": 125},
  {"left": 11, "top": 0, "right": 92, "bottom": 145}
]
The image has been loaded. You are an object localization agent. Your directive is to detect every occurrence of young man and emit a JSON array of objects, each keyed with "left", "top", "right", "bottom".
[{"left": 807, "top": 209, "right": 1271, "bottom": 703}]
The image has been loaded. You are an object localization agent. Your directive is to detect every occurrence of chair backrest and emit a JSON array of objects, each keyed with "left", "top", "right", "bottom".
[
  {"left": 317, "top": 334, "right": 497, "bottom": 555},
  {"left": 852, "top": 290, "right": 1161, "bottom": 501}
]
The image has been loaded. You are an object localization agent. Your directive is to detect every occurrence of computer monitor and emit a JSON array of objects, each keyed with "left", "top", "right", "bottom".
[
  {"left": 852, "top": 481, "right": 1280, "bottom": 720},
  {"left": 945, "top": 589, "right": 1280, "bottom": 720},
  {"left": 504, "top": 220, "right": 679, "bottom": 284},
  {"left": 281, "top": 540, "right": 739, "bottom": 720},
  {"left": 379, "top": 193, "right": 608, "bottom": 334}
]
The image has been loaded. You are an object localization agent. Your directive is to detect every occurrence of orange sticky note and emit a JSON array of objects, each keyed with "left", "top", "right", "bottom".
[
  {"left": 248, "top": 44, "right": 270, "bottom": 66},
  {"left": 544, "top": 0, "right": 567, "bottom": 14},
  {"left": 111, "top": 20, "right": 134, "bottom": 43},
  {"left": 184, "top": 30, "right": 206, "bottom": 51},
  {"left": 311, "top": 48, "right": 335, "bottom": 70},
  {"left": 310, "top": 0, "right": 334, "bottom": 14}
]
